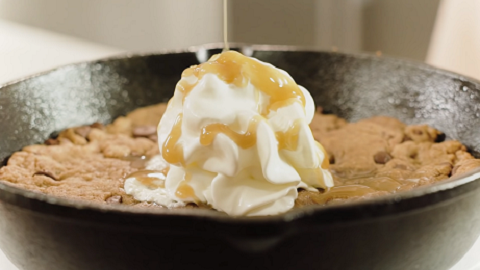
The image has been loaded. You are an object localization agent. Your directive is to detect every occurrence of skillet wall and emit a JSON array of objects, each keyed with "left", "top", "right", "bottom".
[{"left": 1, "top": 47, "right": 480, "bottom": 165}]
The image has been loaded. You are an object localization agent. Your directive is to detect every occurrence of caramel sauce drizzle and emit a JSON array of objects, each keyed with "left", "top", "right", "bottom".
[
  {"left": 315, "top": 142, "right": 330, "bottom": 170},
  {"left": 316, "top": 185, "right": 376, "bottom": 204},
  {"left": 175, "top": 182, "right": 196, "bottom": 199},
  {"left": 268, "top": 98, "right": 299, "bottom": 112},
  {"left": 342, "top": 177, "right": 402, "bottom": 193},
  {"left": 161, "top": 114, "right": 184, "bottom": 165},
  {"left": 276, "top": 119, "right": 302, "bottom": 151},
  {"left": 175, "top": 172, "right": 197, "bottom": 200},
  {"left": 121, "top": 155, "right": 150, "bottom": 169},
  {"left": 200, "top": 117, "right": 260, "bottom": 148},
  {"left": 223, "top": 0, "right": 229, "bottom": 51},
  {"left": 127, "top": 169, "right": 169, "bottom": 189},
  {"left": 177, "top": 50, "right": 306, "bottom": 113}
]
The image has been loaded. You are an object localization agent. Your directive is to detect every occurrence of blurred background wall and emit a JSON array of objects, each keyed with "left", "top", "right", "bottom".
[
  {"left": 0, "top": 0, "right": 223, "bottom": 51},
  {"left": 0, "top": 0, "right": 440, "bottom": 61}
]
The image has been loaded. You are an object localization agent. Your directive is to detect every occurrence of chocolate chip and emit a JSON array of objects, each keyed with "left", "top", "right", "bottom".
[
  {"left": 374, "top": 151, "right": 392, "bottom": 164},
  {"left": 90, "top": 122, "right": 104, "bottom": 129},
  {"left": 49, "top": 130, "right": 60, "bottom": 139},
  {"left": 32, "top": 171, "right": 57, "bottom": 180},
  {"left": 133, "top": 125, "right": 157, "bottom": 138},
  {"left": 74, "top": 126, "right": 92, "bottom": 138},
  {"left": 452, "top": 165, "right": 460, "bottom": 175},
  {"left": 402, "top": 135, "right": 412, "bottom": 142},
  {"left": 106, "top": 195, "right": 123, "bottom": 204},
  {"left": 412, "top": 129, "right": 423, "bottom": 135},
  {"left": 44, "top": 138, "right": 59, "bottom": 145},
  {"left": 329, "top": 154, "right": 335, "bottom": 164},
  {"left": 435, "top": 132, "right": 446, "bottom": 143}
]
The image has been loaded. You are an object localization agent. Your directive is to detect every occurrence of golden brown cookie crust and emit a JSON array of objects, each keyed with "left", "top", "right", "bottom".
[{"left": 1, "top": 102, "right": 479, "bottom": 209}]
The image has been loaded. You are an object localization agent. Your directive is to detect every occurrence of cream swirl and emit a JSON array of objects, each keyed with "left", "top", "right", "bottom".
[{"left": 125, "top": 51, "right": 333, "bottom": 216}]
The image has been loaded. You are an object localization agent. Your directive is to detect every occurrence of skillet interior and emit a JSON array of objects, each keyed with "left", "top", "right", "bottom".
[
  {"left": 1, "top": 43, "right": 480, "bottom": 214},
  {"left": 0, "top": 44, "right": 480, "bottom": 213},
  {"left": 1, "top": 44, "right": 480, "bottom": 213}
]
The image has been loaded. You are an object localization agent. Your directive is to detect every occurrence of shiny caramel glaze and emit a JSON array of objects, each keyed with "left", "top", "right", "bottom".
[
  {"left": 276, "top": 119, "right": 302, "bottom": 151},
  {"left": 175, "top": 182, "right": 196, "bottom": 200},
  {"left": 343, "top": 177, "right": 402, "bottom": 192},
  {"left": 127, "top": 167, "right": 195, "bottom": 201},
  {"left": 318, "top": 185, "right": 377, "bottom": 203},
  {"left": 127, "top": 160, "right": 194, "bottom": 201},
  {"left": 200, "top": 117, "right": 260, "bottom": 149},
  {"left": 126, "top": 169, "right": 168, "bottom": 189},
  {"left": 174, "top": 172, "right": 197, "bottom": 200},
  {"left": 120, "top": 155, "right": 150, "bottom": 169},
  {"left": 177, "top": 51, "right": 305, "bottom": 112},
  {"left": 222, "top": 0, "right": 229, "bottom": 51},
  {"left": 161, "top": 114, "right": 184, "bottom": 165},
  {"left": 315, "top": 142, "right": 330, "bottom": 170}
]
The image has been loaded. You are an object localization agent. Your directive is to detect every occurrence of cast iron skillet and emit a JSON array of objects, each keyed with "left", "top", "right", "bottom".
[{"left": 1, "top": 44, "right": 480, "bottom": 270}]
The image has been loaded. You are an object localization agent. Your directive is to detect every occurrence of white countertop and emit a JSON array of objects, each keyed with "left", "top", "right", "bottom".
[{"left": 0, "top": 19, "right": 479, "bottom": 270}]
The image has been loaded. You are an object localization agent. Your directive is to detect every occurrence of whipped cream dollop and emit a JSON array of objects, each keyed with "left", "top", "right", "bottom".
[{"left": 125, "top": 51, "right": 333, "bottom": 216}]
